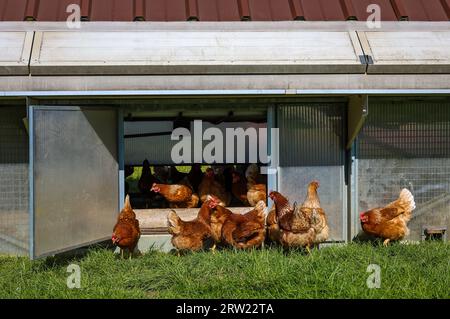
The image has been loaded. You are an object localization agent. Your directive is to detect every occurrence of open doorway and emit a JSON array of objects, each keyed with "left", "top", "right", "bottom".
[{"left": 122, "top": 104, "right": 269, "bottom": 229}]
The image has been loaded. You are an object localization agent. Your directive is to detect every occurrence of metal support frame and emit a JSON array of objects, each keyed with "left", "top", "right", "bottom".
[
  {"left": 267, "top": 105, "right": 278, "bottom": 195},
  {"left": 118, "top": 108, "right": 125, "bottom": 210},
  {"left": 347, "top": 95, "right": 368, "bottom": 150},
  {"left": 28, "top": 105, "right": 34, "bottom": 259},
  {"left": 349, "top": 141, "right": 360, "bottom": 241},
  {"left": 1, "top": 89, "right": 450, "bottom": 98}
]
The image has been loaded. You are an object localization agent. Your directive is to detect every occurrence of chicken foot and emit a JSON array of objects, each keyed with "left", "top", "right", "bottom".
[
  {"left": 383, "top": 238, "right": 390, "bottom": 247},
  {"left": 305, "top": 245, "right": 311, "bottom": 254}
]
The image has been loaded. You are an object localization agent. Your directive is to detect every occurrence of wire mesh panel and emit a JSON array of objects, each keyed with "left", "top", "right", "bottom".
[
  {"left": 357, "top": 99, "right": 450, "bottom": 241},
  {"left": 277, "top": 104, "right": 346, "bottom": 241},
  {"left": 32, "top": 107, "right": 119, "bottom": 258},
  {"left": 0, "top": 106, "right": 29, "bottom": 255}
]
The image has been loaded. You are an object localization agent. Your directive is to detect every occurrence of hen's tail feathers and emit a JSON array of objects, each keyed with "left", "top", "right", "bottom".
[
  {"left": 124, "top": 195, "right": 132, "bottom": 211},
  {"left": 254, "top": 200, "right": 266, "bottom": 217},
  {"left": 188, "top": 193, "right": 200, "bottom": 208},
  {"left": 167, "top": 210, "right": 181, "bottom": 235},
  {"left": 390, "top": 189, "right": 416, "bottom": 214}
]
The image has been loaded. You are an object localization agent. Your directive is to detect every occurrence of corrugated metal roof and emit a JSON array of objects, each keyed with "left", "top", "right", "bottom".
[{"left": 0, "top": 0, "right": 449, "bottom": 21}]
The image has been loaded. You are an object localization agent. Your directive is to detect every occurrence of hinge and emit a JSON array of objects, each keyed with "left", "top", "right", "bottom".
[{"left": 359, "top": 55, "right": 374, "bottom": 65}]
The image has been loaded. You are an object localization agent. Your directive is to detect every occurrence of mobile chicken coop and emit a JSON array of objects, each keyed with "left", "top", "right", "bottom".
[{"left": 0, "top": 0, "right": 449, "bottom": 259}]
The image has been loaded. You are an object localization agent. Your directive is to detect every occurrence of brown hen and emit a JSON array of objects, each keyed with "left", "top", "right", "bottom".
[
  {"left": 198, "top": 168, "right": 231, "bottom": 206},
  {"left": 167, "top": 200, "right": 214, "bottom": 253},
  {"left": 300, "top": 181, "right": 329, "bottom": 245},
  {"left": 112, "top": 195, "right": 141, "bottom": 259},
  {"left": 231, "top": 171, "right": 250, "bottom": 206},
  {"left": 360, "top": 188, "right": 415, "bottom": 246},
  {"left": 209, "top": 196, "right": 266, "bottom": 249},
  {"left": 267, "top": 191, "right": 315, "bottom": 250},
  {"left": 151, "top": 183, "right": 199, "bottom": 208}
]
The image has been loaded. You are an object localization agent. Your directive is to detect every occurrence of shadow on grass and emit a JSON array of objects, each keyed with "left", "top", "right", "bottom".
[
  {"left": 352, "top": 231, "right": 386, "bottom": 246},
  {"left": 41, "top": 240, "right": 115, "bottom": 268}
]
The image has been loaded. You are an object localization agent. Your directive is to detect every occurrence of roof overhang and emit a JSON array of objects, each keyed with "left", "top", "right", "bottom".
[
  {"left": 0, "top": 22, "right": 449, "bottom": 95},
  {"left": 1, "top": 74, "right": 450, "bottom": 97}
]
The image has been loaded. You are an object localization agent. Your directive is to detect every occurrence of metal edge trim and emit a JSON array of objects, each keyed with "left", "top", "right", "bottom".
[
  {"left": 28, "top": 105, "right": 34, "bottom": 259},
  {"left": 1, "top": 89, "right": 450, "bottom": 98}
]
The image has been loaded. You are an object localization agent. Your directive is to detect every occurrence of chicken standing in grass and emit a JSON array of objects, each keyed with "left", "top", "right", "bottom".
[
  {"left": 112, "top": 195, "right": 141, "bottom": 259},
  {"left": 267, "top": 181, "right": 328, "bottom": 250},
  {"left": 167, "top": 199, "right": 215, "bottom": 253},
  {"left": 209, "top": 195, "right": 266, "bottom": 250},
  {"left": 360, "top": 188, "right": 416, "bottom": 246},
  {"left": 267, "top": 191, "right": 316, "bottom": 250},
  {"left": 300, "top": 181, "right": 329, "bottom": 246}
]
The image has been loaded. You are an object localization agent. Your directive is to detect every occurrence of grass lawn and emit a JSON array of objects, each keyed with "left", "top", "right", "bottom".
[{"left": 0, "top": 242, "right": 448, "bottom": 299}]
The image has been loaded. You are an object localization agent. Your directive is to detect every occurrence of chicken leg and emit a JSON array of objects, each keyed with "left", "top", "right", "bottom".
[{"left": 383, "top": 238, "right": 390, "bottom": 247}]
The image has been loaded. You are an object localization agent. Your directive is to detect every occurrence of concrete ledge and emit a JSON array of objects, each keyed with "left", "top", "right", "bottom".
[{"left": 136, "top": 207, "right": 253, "bottom": 234}]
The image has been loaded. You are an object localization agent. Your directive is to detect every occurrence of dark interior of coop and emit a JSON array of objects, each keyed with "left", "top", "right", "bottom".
[{"left": 122, "top": 102, "right": 268, "bottom": 210}]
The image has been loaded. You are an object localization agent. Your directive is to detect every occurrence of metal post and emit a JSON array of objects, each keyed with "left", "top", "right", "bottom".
[
  {"left": 267, "top": 105, "right": 278, "bottom": 194},
  {"left": 28, "top": 105, "right": 34, "bottom": 259},
  {"left": 118, "top": 108, "right": 125, "bottom": 210}
]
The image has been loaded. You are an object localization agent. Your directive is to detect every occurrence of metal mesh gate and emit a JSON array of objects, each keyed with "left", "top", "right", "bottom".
[
  {"left": 277, "top": 103, "right": 346, "bottom": 242},
  {"left": 0, "top": 106, "right": 29, "bottom": 255},
  {"left": 357, "top": 99, "right": 450, "bottom": 241}
]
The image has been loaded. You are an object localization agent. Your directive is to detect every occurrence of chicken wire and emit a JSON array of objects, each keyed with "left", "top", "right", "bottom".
[
  {"left": 0, "top": 106, "right": 29, "bottom": 255},
  {"left": 357, "top": 99, "right": 450, "bottom": 241}
]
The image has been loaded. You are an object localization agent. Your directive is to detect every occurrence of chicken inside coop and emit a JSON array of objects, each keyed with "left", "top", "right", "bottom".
[
  {"left": 126, "top": 163, "right": 267, "bottom": 210},
  {"left": 123, "top": 110, "right": 269, "bottom": 212},
  {"left": 121, "top": 107, "right": 270, "bottom": 242}
]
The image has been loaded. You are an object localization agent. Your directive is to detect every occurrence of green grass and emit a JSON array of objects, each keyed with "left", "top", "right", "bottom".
[{"left": 0, "top": 242, "right": 449, "bottom": 299}]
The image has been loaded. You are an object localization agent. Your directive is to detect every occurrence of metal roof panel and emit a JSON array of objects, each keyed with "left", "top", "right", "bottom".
[
  {"left": 0, "top": 0, "right": 448, "bottom": 21},
  {"left": 29, "top": 30, "right": 366, "bottom": 75},
  {"left": 0, "top": 0, "right": 28, "bottom": 21},
  {"left": 392, "top": 0, "right": 450, "bottom": 21}
]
